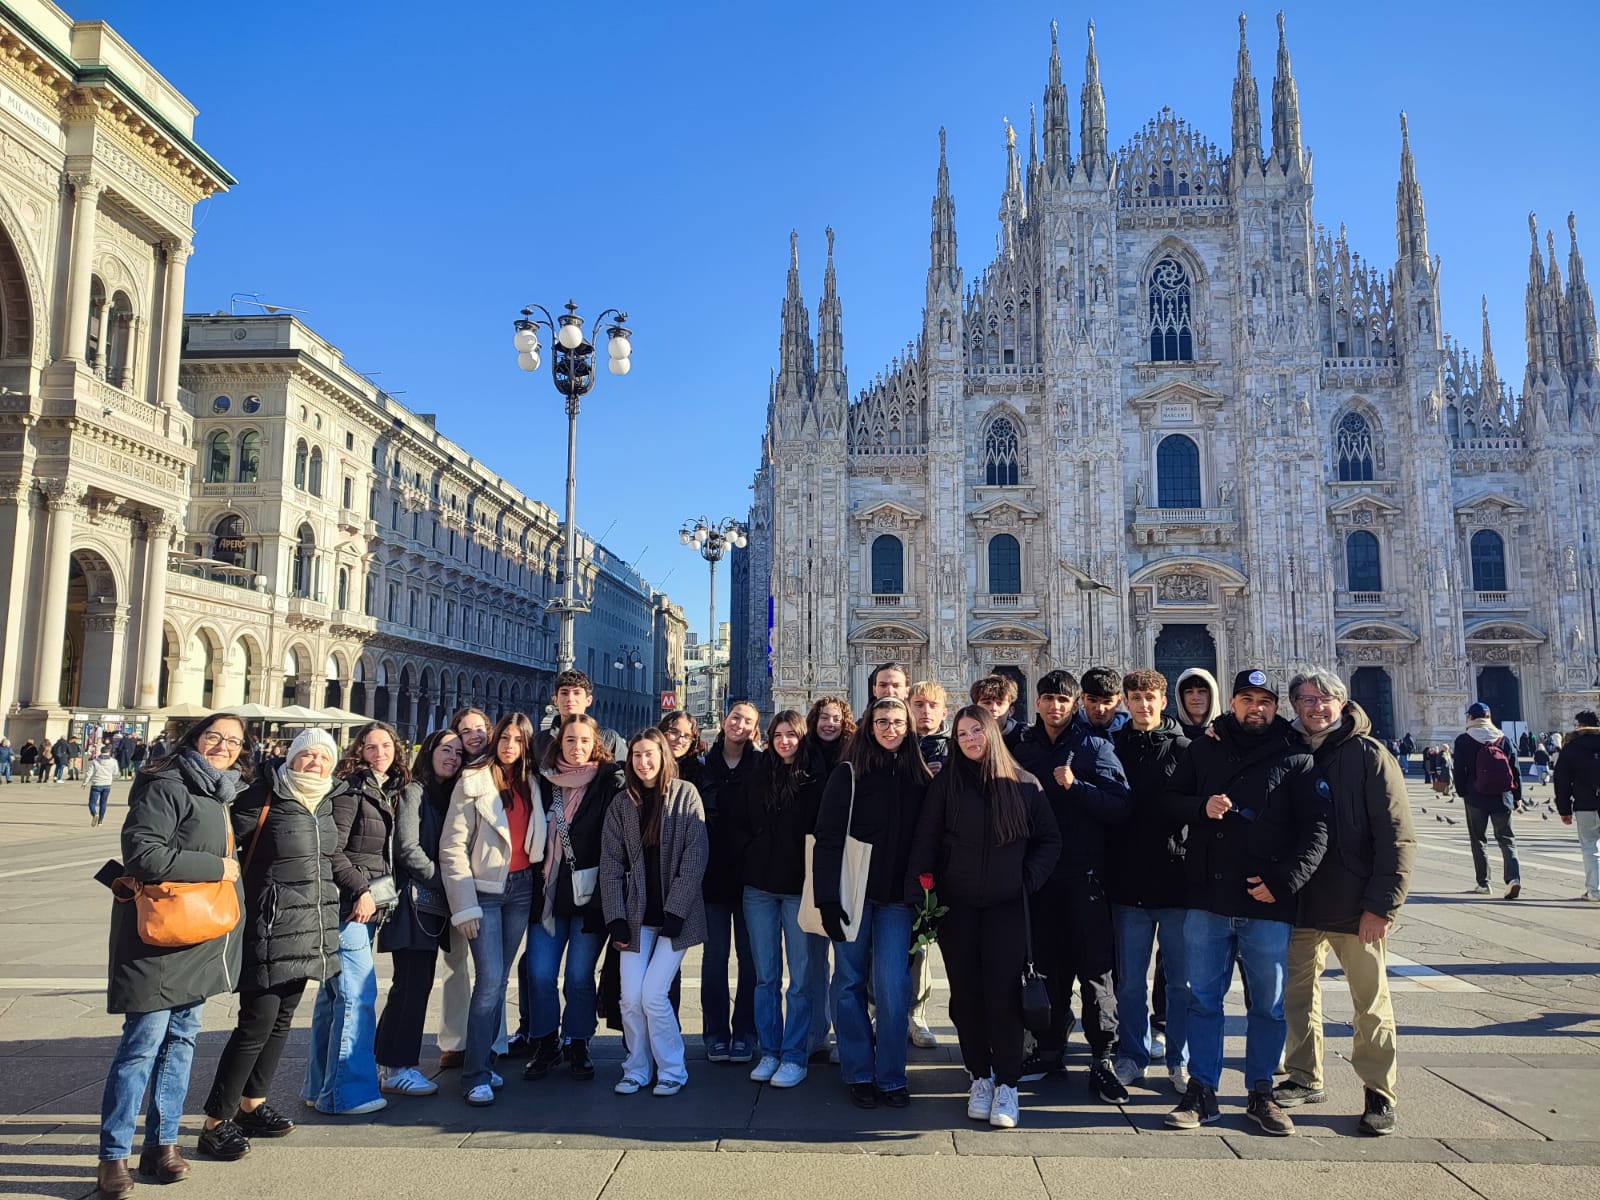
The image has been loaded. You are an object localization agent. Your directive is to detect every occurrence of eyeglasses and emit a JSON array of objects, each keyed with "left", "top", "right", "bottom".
[
  {"left": 873, "top": 718, "right": 908, "bottom": 731},
  {"left": 198, "top": 732, "right": 244, "bottom": 751},
  {"left": 663, "top": 729, "right": 690, "bottom": 741}
]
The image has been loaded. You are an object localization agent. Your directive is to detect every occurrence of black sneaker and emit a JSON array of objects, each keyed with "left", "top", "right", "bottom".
[
  {"left": 1163, "top": 1079, "right": 1220, "bottom": 1128},
  {"left": 1271, "top": 1079, "right": 1328, "bottom": 1108},
  {"left": 565, "top": 1038, "right": 595, "bottom": 1081},
  {"left": 506, "top": 1032, "right": 531, "bottom": 1057},
  {"left": 1246, "top": 1089, "right": 1296, "bottom": 1136},
  {"left": 848, "top": 1082, "right": 879, "bottom": 1109},
  {"left": 233, "top": 1102, "right": 295, "bottom": 1138},
  {"left": 1089, "top": 1058, "right": 1129, "bottom": 1104},
  {"left": 522, "top": 1033, "right": 562, "bottom": 1081},
  {"left": 1358, "top": 1088, "right": 1398, "bottom": 1136},
  {"left": 197, "top": 1119, "right": 251, "bottom": 1161},
  {"left": 878, "top": 1087, "right": 910, "bottom": 1108},
  {"left": 1018, "top": 1051, "right": 1066, "bottom": 1083}
]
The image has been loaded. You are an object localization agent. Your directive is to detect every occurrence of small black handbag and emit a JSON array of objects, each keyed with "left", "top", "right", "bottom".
[{"left": 1020, "top": 888, "right": 1051, "bottom": 1035}]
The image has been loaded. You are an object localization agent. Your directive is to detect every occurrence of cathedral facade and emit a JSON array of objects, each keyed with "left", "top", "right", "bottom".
[{"left": 737, "top": 16, "right": 1600, "bottom": 740}]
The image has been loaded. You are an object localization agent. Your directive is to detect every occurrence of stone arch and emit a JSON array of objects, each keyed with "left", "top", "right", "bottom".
[
  {"left": 0, "top": 209, "right": 37, "bottom": 362},
  {"left": 233, "top": 631, "right": 266, "bottom": 706},
  {"left": 979, "top": 401, "right": 1028, "bottom": 484},
  {"left": 281, "top": 640, "right": 314, "bottom": 706},
  {"left": 61, "top": 547, "right": 122, "bottom": 709},
  {"left": 189, "top": 623, "right": 228, "bottom": 710},
  {"left": 1330, "top": 398, "right": 1386, "bottom": 479}
]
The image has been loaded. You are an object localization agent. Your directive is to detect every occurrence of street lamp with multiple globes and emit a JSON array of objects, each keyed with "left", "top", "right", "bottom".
[
  {"left": 512, "top": 300, "right": 632, "bottom": 672},
  {"left": 679, "top": 517, "right": 746, "bottom": 725}
]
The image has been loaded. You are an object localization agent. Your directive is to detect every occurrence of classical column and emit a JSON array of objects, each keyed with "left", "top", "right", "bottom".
[
  {"left": 62, "top": 175, "right": 104, "bottom": 363},
  {"left": 135, "top": 511, "right": 176, "bottom": 710},
  {"left": 155, "top": 240, "right": 191, "bottom": 410},
  {"left": 0, "top": 476, "right": 35, "bottom": 721},
  {"left": 32, "top": 482, "right": 86, "bottom": 705}
]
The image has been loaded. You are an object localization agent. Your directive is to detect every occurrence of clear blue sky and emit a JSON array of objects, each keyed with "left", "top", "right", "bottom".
[{"left": 85, "top": 1, "right": 1599, "bottom": 639}]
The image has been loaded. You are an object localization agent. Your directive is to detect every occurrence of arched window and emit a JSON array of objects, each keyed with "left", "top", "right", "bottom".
[
  {"left": 1156, "top": 434, "right": 1202, "bottom": 507},
  {"left": 213, "top": 514, "right": 246, "bottom": 568},
  {"left": 1346, "top": 531, "right": 1382, "bottom": 592},
  {"left": 988, "top": 534, "right": 1022, "bottom": 595},
  {"left": 1336, "top": 412, "right": 1375, "bottom": 481},
  {"left": 1148, "top": 257, "right": 1194, "bottom": 361},
  {"left": 205, "top": 431, "right": 230, "bottom": 482},
  {"left": 1470, "top": 529, "right": 1507, "bottom": 592},
  {"left": 984, "top": 417, "right": 1020, "bottom": 485},
  {"left": 870, "top": 534, "right": 904, "bottom": 595},
  {"left": 106, "top": 291, "right": 134, "bottom": 389},
  {"left": 337, "top": 566, "right": 350, "bottom": 610},
  {"left": 86, "top": 276, "right": 106, "bottom": 367},
  {"left": 237, "top": 431, "right": 261, "bottom": 483},
  {"left": 292, "top": 524, "right": 315, "bottom": 598},
  {"left": 308, "top": 447, "right": 323, "bottom": 496},
  {"left": 293, "top": 440, "right": 308, "bottom": 489}
]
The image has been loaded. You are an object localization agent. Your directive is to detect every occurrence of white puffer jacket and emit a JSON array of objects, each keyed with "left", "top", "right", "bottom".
[
  {"left": 84, "top": 754, "right": 119, "bottom": 788},
  {"left": 437, "top": 762, "right": 546, "bottom": 927}
]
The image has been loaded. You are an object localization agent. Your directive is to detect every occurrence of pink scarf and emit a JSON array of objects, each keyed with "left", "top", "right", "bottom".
[{"left": 542, "top": 759, "right": 598, "bottom": 885}]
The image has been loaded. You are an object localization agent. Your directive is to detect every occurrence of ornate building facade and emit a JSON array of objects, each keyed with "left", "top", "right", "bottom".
[{"left": 740, "top": 16, "right": 1600, "bottom": 739}]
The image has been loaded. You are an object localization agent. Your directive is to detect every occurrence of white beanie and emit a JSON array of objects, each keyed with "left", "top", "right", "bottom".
[{"left": 287, "top": 727, "right": 339, "bottom": 764}]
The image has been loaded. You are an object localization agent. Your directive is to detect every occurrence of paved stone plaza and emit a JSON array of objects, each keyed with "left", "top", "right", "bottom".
[{"left": 1, "top": 774, "right": 1597, "bottom": 1198}]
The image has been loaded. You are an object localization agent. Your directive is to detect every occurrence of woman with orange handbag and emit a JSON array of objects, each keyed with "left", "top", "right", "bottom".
[{"left": 96, "top": 712, "right": 253, "bottom": 1200}]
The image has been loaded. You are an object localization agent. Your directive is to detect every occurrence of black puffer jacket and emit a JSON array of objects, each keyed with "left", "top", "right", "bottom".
[
  {"left": 538, "top": 763, "right": 627, "bottom": 927},
  {"left": 233, "top": 770, "right": 343, "bottom": 990},
  {"left": 1162, "top": 714, "right": 1329, "bottom": 923},
  {"left": 1106, "top": 718, "right": 1192, "bottom": 910},
  {"left": 905, "top": 764, "right": 1060, "bottom": 908},
  {"left": 1554, "top": 727, "right": 1600, "bottom": 817},
  {"left": 727, "top": 752, "right": 824, "bottom": 896},
  {"left": 813, "top": 760, "right": 929, "bottom": 908},
  {"left": 330, "top": 769, "right": 397, "bottom": 919},
  {"left": 697, "top": 738, "right": 760, "bottom": 906}
]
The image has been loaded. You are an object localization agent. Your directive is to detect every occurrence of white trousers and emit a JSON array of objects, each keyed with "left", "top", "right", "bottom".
[{"left": 619, "top": 928, "right": 688, "bottom": 1087}]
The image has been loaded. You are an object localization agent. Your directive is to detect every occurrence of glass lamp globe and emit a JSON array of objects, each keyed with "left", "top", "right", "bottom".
[
  {"left": 608, "top": 335, "right": 631, "bottom": 359},
  {"left": 517, "top": 351, "right": 539, "bottom": 372},
  {"left": 514, "top": 327, "right": 540, "bottom": 353},
  {"left": 608, "top": 358, "right": 631, "bottom": 376},
  {"left": 557, "top": 322, "right": 584, "bottom": 350}
]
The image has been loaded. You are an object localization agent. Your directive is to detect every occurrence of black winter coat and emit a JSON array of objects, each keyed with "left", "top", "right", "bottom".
[
  {"left": 697, "top": 739, "right": 760, "bottom": 906},
  {"left": 330, "top": 769, "right": 397, "bottom": 919},
  {"left": 905, "top": 765, "right": 1060, "bottom": 908},
  {"left": 539, "top": 763, "right": 626, "bottom": 928},
  {"left": 1554, "top": 727, "right": 1600, "bottom": 816},
  {"left": 1106, "top": 718, "right": 1192, "bottom": 910},
  {"left": 812, "top": 760, "right": 929, "bottom": 909},
  {"left": 1162, "top": 714, "right": 1329, "bottom": 923},
  {"left": 378, "top": 779, "right": 455, "bottom": 953},
  {"left": 107, "top": 763, "right": 243, "bottom": 1014},
  {"left": 1013, "top": 711, "right": 1131, "bottom": 886},
  {"left": 726, "top": 752, "right": 824, "bottom": 896},
  {"left": 233, "top": 771, "right": 342, "bottom": 990}
]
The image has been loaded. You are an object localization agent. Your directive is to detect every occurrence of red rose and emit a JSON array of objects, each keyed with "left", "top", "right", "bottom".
[{"left": 919, "top": 873, "right": 935, "bottom": 892}]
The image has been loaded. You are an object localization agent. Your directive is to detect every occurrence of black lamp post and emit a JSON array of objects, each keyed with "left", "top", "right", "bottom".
[{"left": 679, "top": 517, "right": 746, "bottom": 724}]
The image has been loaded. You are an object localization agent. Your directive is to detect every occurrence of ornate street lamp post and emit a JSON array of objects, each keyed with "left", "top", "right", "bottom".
[
  {"left": 512, "top": 300, "right": 633, "bottom": 672},
  {"left": 679, "top": 517, "right": 746, "bottom": 724}
]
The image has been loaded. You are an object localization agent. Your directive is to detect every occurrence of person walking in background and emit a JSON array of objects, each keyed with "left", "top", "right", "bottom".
[
  {"left": 18, "top": 739, "right": 36, "bottom": 782},
  {"left": 907, "top": 705, "right": 1059, "bottom": 1129},
  {"left": 1278, "top": 669, "right": 1415, "bottom": 1137},
  {"left": 376, "top": 729, "right": 466, "bottom": 1097},
  {"left": 813, "top": 696, "right": 931, "bottom": 1109},
  {"left": 199, "top": 728, "right": 343, "bottom": 1162},
  {"left": 435, "top": 707, "right": 496, "bottom": 1072},
  {"left": 1453, "top": 702, "right": 1523, "bottom": 899},
  {"left": 601, "top": 728, "right": 708, "bottom": 1097},
  {"left": 0, "top": 736, "right": 12, "bottom": 784},
  {"left": 1554, "top": 710, "right": 1600, "bottom": 902},
  {"left": 85, "top": 743, "right": 118, "bottom": 826},
  {"left": 95, "top": 713, "right": 250, "bottom": 1199},
  {"left": 37, "top": 738, "right": 52, "bottom": 783},
  {"left": 52, "top": 735, "right": 70, "bottom": 782}
]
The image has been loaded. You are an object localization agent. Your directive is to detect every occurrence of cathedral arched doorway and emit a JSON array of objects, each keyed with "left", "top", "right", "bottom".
[
  {"left": 1350, "top": 667, "right": 1395, "bottom": 741},
  {"left": 1476, "top": 666, "right": 1522, "bottom": 723},
  {"left": 62, "top": 551, "right": 120, "bottom": 708},
  {"left": 1154, "top": 624, "right": 1217, "bottom": 714}
]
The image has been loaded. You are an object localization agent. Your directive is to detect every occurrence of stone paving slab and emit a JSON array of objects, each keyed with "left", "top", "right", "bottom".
[
  {"left": 952, "top": 1129, "right": 1238, "bottom": 1158},
  {"left": 1427, "top": 1067, "right": 1598, "bottom": 1140},
  {"left": 1443, "top": 1163, "right": 1600, "bottom": 1200},
  {"left": 1216, "top": 1134, "right": 1466, "bottom": 1162},
  {"left": 1033, "top": 1158, "right": 1484, "bottom": 1200},
  {"left": 599, "top": 1148, "right": 1052, "bottom": 1199},
  {"left": 1441, "top": 1139, "right": 1600, "bottom": 1165}
]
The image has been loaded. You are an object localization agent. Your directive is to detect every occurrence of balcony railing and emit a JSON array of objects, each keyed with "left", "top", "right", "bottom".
[
  {"left": 870, "top": 594, "right": 903, "bottom": 607},
  {"left": 1471, "top": 590, "right": 1510, "bottom": 605},
  {"left": 1346, "top": 591, "right": 1387, "bottom": 605}
]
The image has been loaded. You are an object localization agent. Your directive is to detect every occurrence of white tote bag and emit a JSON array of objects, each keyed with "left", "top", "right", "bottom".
[{"left": 799, "top": 762, "right": 871, "bottom": 942}]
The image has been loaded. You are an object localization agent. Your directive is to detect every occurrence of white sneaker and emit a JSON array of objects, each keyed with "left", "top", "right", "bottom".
[
  {"left": 380, "top": 1067, "right": 438, "bottom": 1096},
  {"left": 989, "top": 1083, "right": 1019, "bottom": 1129},
  {"left": 489, "top": 1070, "right": 504, "bottom": 1089},
  {"left": 464, "top": 1084, "right": 494, "bottom": 1107},
  {"left": 613, "top": 1076, "right": 645, "bottom": 1094},
  {"left": 967, "top": 1075, "right": 996, "bottom": 1121},
  {"left": 750, "top": 1054, "right": 780, "bottom": 1083},
  {"left": 1169, "top": 1065, "right": 1190, "bottom": 1093},
  {"left": 338, "top": 1096, "right": 388, "bottom": 1115},
  {"left": 908, "top": 1022, "right": 939, "bottom": 1048},
  {"left": 770, "top": 1062, "right": 807, "bottom": 1088},
  {"left": 1112, "top": 1054, "right": 1143, "bottom": 1086},
  {"left": 652, "top": 1079, "right": 684, "bottom": 1097}
]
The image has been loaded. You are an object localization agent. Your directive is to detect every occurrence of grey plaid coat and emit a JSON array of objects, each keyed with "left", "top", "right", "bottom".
[{"left": 599, "top": 779, "right": 709, "bottom": 949}]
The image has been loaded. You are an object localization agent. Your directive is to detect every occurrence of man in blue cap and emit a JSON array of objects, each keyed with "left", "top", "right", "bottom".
[{"left": 1452, "top": 702, "right": 1522, "bottom": 898}]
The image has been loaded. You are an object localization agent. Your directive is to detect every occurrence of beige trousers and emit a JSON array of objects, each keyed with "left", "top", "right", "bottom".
[
  {"left": 1283, "top": 926, "right": 1399, "bottom": 1102},
  {"left": 436, "top": 933, "right": 507, "bottom": 1056}
]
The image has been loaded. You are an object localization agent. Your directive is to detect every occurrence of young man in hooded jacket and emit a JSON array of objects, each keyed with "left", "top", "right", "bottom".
[{"left": 1452, "top": 702, "right": 1522, "bottom": 898}]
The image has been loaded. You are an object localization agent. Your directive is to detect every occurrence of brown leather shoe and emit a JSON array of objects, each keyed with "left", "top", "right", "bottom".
[
  {"left": 96, "top": 1159, "right": 135, "bottom": 1198},
  {"left": 138, "top": 1143, "right": 191, "bottom": 1182},
  {"left": 437, "top": 1050, "right": 464, "bottom": 1069}
]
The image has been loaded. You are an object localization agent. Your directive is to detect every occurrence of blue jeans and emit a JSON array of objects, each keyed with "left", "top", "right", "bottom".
[
  {"left": 807, "top": 935, "right": 833, "bottom": 1052},
  {"left": 833, "top": 899, "right": 914, "bottom": 1090},
  {"left": 303, "top": 920, "right": 381, "bottom": 1112},
  {"left": 465, "top": 868, "right": 534, "bottom": 1089},
  {"left": 743, "top": 887, "right": 813, "bottom": 1066},
  {"left": 88, "top": 786, "right": 110, "bottom": 821},
  {"left": 700, "top": 899, "right": 757, "bottom": 1047},
  {"left": 527, "top": 912, "right": 603, "bottom": 1043},
  {"left": 1184, "top": 909, "right": 1290, "bottom": 1093},
  {"left": 99, "top": 1002, "right": 204, "bottom": 1160},
  {"left": 1111, "top": 903, "right": 1189, "bottom": 1071}
]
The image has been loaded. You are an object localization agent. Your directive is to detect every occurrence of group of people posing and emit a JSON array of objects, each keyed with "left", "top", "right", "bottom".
[{"left": 92, "top": 659, "right": 1420, "bottom": 1200}]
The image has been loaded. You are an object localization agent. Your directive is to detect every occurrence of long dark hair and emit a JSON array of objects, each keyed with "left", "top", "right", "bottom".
[
  {"left": 143, "top": 711, "right": 258, "bottom": 784},
  {"left": 411, "top": 728, "right": 465, "bottom": 804},
  {"left": 845, "top": 697, "right": 931, "bottom": 783},
  {"left": 762, "top": 709, "right": 809, "bottom": 812},
  {"left": 945, "top": 705, "right": 1031, "bottom": 845},
  {"left": 337, "top": 720, "right": 412, "bottom": 791},
  {"left": 487, "top": 712, "right": 537, "bottom": 806},
  {"left": 624, "top": 728, "right": 677, "bottom": 847}
]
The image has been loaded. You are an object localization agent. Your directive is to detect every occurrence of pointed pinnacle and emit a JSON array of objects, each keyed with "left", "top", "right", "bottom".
[
  {"left": 939, "top": 125, "right": 947, "bottom": 158},
  {"left": 1571, "top": 210, "right": 1580, "bottom": 245},
  {"left": 1051, "top": 17, "right": 1058, "bottom": 45},
  {"left": 825, "top": 225, "right": 835, "bottom": 260},
  {"left": 1529, "top": 212, "right": 1540, "bottom": 249},
  {"left": 789, "top": 229, "right": 798, "bottom": 268}
]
